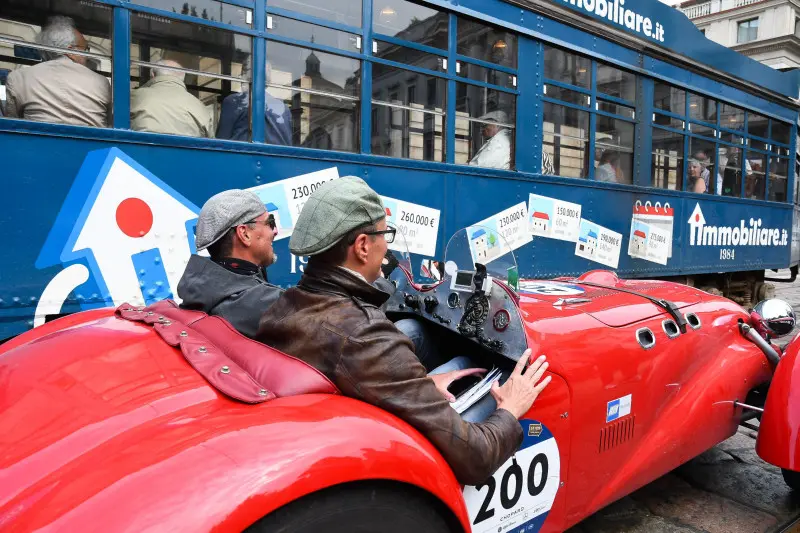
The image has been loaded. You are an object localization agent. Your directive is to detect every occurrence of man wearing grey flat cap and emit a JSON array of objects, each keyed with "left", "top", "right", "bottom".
[
  {"left": 256, "top": 176, "right": 551, "bottom": 486},
  {"left": 177, "top": 189, "right": 281, "bottom": 338}
]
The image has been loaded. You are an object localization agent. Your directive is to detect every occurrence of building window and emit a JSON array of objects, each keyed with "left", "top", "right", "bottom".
[
  {"left": 795, "top": 17, "right": 800, "bottom": 38},
  {"left": 737, "top": 18, "right": 759, "bottom": 44}
]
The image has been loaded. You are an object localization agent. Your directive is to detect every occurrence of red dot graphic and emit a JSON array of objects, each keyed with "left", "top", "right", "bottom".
[
  {"left": 116, "top": 198, "right": 153, "bottom": 238},
  {"left": 695, "top": 214, "right": 700, "bottom": 222}
]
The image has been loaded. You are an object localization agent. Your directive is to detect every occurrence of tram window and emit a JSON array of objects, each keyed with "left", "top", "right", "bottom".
[
  {"left": 720, "top": 102, "right": 745, "bottom": 131},
  {"left": 268, "top": 0, "right": 362, "bottom": 28},
  {"left": 654, "top": 113, "right": 684, "bottom": 130},
  {"left": 745, "top": 151, "right": 766, "bottom": 200},
  {"left": 0, "top": 1, "right": 112, "bottom": 128},
  {"left": 689, "top": 138, "right": 716, "bottom": 194},
  {"left": 594, "top": 117, "right": 633, "bottom": 185},
  {"left": 130, "top": 12, "right": 251, "bottom": 139},
  {"left": 457, "top": 18, "right": 518, "bottom": 69},
  {"left": 457, "top": 62, "right": 515, "bottom": 89},
  {"left": 597, "top": 100, "right": 634, "bottom": 120},
  {"left": 689, "top": 122, "right": 716, "bottom": 138},
  {"left": 130, "top": 0, "right": 251, "bottom": 28},
  {"left": 544, "top": 46, "right": 590, "bottom": 89},
  {"left": 372, "top": 64, "right": 445, "bottom": 162},
  {"left": 689, "top": 93, "right": 716, "bottom": 124},
  {"left": 268, "top": 15, "right": 361, "bottom": 52},
  {"left": 748, "top": 111, "right": 769, "bottom": 139},
  {"left": 543, "top": 85, "right": 590, "bottom": 108},
  {"left": 374, "top": 41, "right": 446, "bottom": 72},
  {"left": 769, "top": 157, "right": 789, "bottom": 202},
  {"left": 373, "top": 0, "right": 448, "bottom": 50},
  {"left": 267, "top": 41, "right": 360, "bottom": 151},
  {"left": 543, "top": 102, "right": 589, "bottom": 179},
  {"left": 454, "top": 84, "right": 515, "bottom": 170},
  {"left": 719, "top": 146, "right": 744, "bottom": 197},
  {"left": 720, "top": 131, "right": 744, "bottom": 145},
  {"left": 653, "top": 81, "right": 685, "bottom": 115},
  {"left": 652, "top": 129, "right": 685, "bottom": 191},
  {"left": 771, "top": 120, "right": 792, "bottom": 146},
  {"left": 596, "top": 63, "right": 635, "bottom": 102}
]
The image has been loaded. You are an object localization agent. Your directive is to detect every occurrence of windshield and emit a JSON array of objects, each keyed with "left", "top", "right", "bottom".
[{"left": 444, "top": 225, "right": 519, "bottom": 291}]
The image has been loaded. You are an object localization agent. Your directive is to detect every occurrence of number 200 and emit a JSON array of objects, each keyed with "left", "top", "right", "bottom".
[{"left": 473, "top": 453, "right": 549, "bottom": 525}]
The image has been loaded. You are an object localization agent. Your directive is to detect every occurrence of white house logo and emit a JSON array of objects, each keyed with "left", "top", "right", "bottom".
[{"left": 688, "top": 204, "right": 788, "bottom": 247}]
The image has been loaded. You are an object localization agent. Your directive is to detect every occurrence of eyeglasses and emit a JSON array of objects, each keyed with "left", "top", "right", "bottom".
[
  {"left": 361, "top": 227, "right": 396, "bottom": 244},
  {"left": 245, "top": 214, "right": 277, "bottom": 231}
]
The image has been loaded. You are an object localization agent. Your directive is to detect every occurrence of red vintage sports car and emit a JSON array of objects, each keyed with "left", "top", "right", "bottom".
[{"left": 1, "top": 228, "right": 798, "bottom": 533}]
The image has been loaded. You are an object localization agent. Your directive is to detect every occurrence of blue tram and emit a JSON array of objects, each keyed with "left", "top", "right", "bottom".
[{"left": 0, "top": 0, "right": 798, "bottom": 340}]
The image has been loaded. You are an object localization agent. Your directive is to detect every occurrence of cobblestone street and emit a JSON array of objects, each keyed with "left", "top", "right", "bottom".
[{"left": 567, "top": 271, "right": 800, "bottom": 533}]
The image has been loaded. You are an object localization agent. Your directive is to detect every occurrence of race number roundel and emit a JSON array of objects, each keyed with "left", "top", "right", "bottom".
[
  {"left": 518, "top": 281, "right": 584, "bottom": 296},
  {"left": 463, "top": 420, "right": 560, "bottom": 533}
]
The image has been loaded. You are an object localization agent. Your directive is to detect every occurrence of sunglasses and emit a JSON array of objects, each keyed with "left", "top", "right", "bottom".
[{"left": 245, "top": 214, "right": 277, "bottom": 231}]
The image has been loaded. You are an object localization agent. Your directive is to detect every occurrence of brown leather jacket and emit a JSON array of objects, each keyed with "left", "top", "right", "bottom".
[{"left": 256, "top": 262, "right": 523, "bottom": 485}]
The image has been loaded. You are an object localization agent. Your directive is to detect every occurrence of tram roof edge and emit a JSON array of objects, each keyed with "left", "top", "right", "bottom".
[{"left": 442, "top": 0, "right": 800, "bottom": 103}]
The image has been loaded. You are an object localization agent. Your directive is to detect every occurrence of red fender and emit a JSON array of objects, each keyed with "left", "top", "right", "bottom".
[
  {"left": 756, "top": 331, "right": 800, "bottom": 470},
  {"left": 0, "top": 312, "right": 470, "bottom": 532}
]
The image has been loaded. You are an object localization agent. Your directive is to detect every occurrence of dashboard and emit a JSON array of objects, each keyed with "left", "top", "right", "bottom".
[{"left": 384, "top": 267, "right": 528, "bottom": 361}]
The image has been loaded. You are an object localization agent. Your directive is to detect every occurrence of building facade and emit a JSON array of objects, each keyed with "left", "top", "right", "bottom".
[{"left": 680, "top": 0, "right": 800, "bottom": 70}]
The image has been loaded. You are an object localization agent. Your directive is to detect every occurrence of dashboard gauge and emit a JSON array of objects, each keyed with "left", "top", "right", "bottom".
[
  {"left": 447, "top": 292, "right": 460, "bottom": 309},
  {"left": 493, "top": 309, "right": 511, "bottom": 331},
  {"left": 463, "top": 294, "right": 489, "bottom": 327}
]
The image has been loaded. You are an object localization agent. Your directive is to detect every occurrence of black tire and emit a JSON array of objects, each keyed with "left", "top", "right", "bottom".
[
  {"left": 782, "top": 468, "right": 800, "bottom": 491},
  {"left": 245, "top": 483, "right": 455, "bottom": 533}
]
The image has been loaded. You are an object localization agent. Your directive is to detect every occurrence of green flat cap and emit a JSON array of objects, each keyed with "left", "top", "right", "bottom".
[{"left": 290, "top": 176, "right": 385, "bottom": 256}]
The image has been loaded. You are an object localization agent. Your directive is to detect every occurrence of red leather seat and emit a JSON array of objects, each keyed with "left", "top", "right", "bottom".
[{"left": 116, "top": 300, "right": 339, "bottom": 403}]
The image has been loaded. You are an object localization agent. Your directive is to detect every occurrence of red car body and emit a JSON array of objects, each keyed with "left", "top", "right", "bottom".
[{"left": 0, "top": 270, "right": 792, "bottom": 533}]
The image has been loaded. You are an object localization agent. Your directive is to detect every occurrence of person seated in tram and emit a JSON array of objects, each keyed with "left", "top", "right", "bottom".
[
  {"left": 256, "top": 176, "right": 552, "bottom": 486},
  {"left": 595, "top": 150, "right": 623, "bottom": 183},
  {"left": 177, "top": 190, "right": 282, "bottom": 338},
  {"left": 692, "top": 149, "right": 713, "bottom": 192},
  {"left": 5, "top": 16, "right": 110, "bottom": 128},
  {"left": 469, "top": 110, "right": 512, "bottom": 170},
  {"left": 130, "top": 59, "right": 213, "bottom": 138},
  {"left": 216, "top": 60, "right": 292, "bottom": 144},
  {"left": 688, "top": 158, "right": 707, "bottom": 193}
]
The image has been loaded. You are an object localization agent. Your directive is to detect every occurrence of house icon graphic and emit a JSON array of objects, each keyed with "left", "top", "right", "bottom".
[
  {"left": 586, "top": 230, "right": 598, "bottom": 256},
  {"left": 531, "top": 211, "right": 550, "bottom": 233},
  {"left": 688, "top": 204, "right": 706, "bottom": 245},
  {"left": 35, "top": 148, "right": 200, "bottom": 325},
  {"left": 632, "top": 229, "right": 647, "bottom": 254},
  {"left": 471, "top": 228, "right": 488, "bottom": 260}
]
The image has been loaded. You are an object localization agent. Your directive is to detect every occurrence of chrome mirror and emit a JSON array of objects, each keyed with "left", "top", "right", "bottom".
[{"left": 753, "top": 299, "right": 796, "bottom": 338}]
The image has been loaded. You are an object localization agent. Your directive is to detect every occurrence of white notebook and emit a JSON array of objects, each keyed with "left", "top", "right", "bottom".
[{"left": 451, "top": 367, "right": 502, "bottom": 414}]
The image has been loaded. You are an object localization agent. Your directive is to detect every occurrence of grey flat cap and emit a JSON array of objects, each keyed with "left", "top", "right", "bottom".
[
  {"left": 195, "top": 189, "right": 266, "bottom": 251},
  {"left": 290, "top": 176, "right": 385, "bottom": 256},
  {"left": 478, "top": 110, "right": 509, "bottom": 124}
]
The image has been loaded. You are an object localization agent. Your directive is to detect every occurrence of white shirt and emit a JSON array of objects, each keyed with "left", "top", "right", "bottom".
[{"left": 469, "top": 129, "right": 511, "bottom": 170}]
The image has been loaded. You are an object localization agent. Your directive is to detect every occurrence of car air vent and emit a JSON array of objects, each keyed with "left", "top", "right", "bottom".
[
  {"left": 599, "top": 415, "right": 635, "bottom": 453},
  {"left": 686, "top": 313, "right": 701, "bottom": 330},
  {"left": 636, "top": 327, "right": 655, "bottom": 349},
  {"left": 662, "top": 319, "right": 680, "bottom": 338}
]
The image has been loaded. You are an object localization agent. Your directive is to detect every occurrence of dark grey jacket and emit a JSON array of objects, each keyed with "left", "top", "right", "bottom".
[{"left": 176, "top": 255, "right": 282, "bottom": 338}]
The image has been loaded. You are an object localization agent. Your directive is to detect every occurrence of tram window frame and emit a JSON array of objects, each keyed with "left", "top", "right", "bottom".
[
  {"left": 129, "top": 10, "right": 253, "bottom": 140},
  {"left": 542, "top": 46, "right": 637, "bottom": 183},
  {"left": 0, "top": 1, "right": 114, "bottom": 129}
]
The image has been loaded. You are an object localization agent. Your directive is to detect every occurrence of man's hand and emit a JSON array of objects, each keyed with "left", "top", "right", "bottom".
[
  {"left": 430, "top": 368, "right": 487, "bottom": 402},
  {"left": 490, "top": 349, "right": 551, "bottom": 419}
]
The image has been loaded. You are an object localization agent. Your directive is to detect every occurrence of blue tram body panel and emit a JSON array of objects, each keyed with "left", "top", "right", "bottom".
[{"left": 1, "top": 133, "right": 792, "bottom": 340}]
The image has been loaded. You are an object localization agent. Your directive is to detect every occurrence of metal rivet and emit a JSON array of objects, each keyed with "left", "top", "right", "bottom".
[
  {"left": 180, "top": 331, "right": 188, "bottom": 337},
  {"left": 220, "top": 366, "right": 230, "bottom": 374},
  {"left": 561, "top": 412, "right": 569, "bottom": 419},
  {"left": 258, "top": 389, "right": 268, "bottom": 396},
  {"left": 198, "top": 346, "right": 207, "bottom": 353},
  {"left": 162, "top": 320, "right": 172, "bottom": 326},
  {"left": 146, "top": 311, "right": 154, "bottom": 316}
]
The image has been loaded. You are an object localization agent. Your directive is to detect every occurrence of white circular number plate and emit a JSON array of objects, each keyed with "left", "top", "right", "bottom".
[
  {"left": 518, "top": 281, "right": 585, "bottom": 296},
  {"left": 463, "top": 420, "right": 560, "bottom": 533}
]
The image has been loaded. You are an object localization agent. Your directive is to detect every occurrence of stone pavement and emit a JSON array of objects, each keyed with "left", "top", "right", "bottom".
[{"left": 566, "top": 270, "right": 800, "bottom": 533}]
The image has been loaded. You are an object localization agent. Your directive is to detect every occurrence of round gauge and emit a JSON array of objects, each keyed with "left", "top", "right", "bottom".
[
  {"left": 447, "top": 292, "right": 460, "bottom": 309},
  {"left": 463, "top": 294, "right": 490, "bottom": 327},
  {"left": 493, "top": 309, "right": 511, "bottom": 331}
]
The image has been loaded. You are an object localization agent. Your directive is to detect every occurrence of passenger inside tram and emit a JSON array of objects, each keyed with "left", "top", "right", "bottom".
[
  {"left": 688, "top": 158, "right": 708, "bottom": 193},
  {"left": 4, "top": 16, "right": 110, "bottom": 128},
  {"left": 595, "top": 150, "right": 623, "bottom": 183},
  {"left": 469, "top": 109, "right": 512, "bottom": 170}
]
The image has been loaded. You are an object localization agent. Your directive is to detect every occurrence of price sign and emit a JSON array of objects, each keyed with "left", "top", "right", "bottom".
[
  {"left": 468, "top": 203, "right": 533, "bottom": 265},
  {"left": 382, "top": 195, "right": 440, "bottom": 257},
  {"left": 463, "top": 420, "right": 561, "bottom": 533}
]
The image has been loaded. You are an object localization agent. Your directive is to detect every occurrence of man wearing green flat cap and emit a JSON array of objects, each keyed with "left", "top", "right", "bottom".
[{"left": 257, "top": 176, "right": 551, "bottom": 486}]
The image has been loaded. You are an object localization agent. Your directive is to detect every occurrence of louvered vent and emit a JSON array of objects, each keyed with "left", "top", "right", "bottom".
[{"left": 599, "top": 416, "right": 635, "bottom": 453}]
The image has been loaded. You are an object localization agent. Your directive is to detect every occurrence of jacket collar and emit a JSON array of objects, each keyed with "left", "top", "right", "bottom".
[
  {"left": 299, "top": 262, "right": 390, "bottom": 308},
  {"left": 213, "top": 257, "right": 264, "bottom": 278},
  {"left": 143, "top": 75, "right": 187, "bottom": 89}
]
